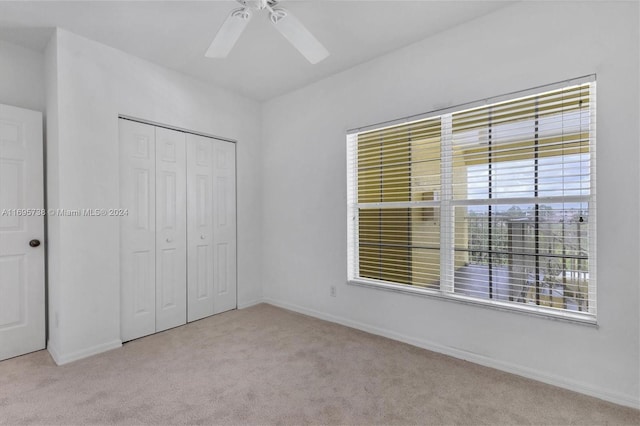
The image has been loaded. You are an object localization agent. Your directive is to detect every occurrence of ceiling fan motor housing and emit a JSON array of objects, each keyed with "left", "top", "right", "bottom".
[{"left": 240, "top": 0, "right": 273, "bottom": 11}]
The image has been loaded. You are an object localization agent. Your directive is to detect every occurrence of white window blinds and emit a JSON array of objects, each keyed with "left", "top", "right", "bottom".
[{"left": 347, "top": 78, "right": 596, "bottom": 321}]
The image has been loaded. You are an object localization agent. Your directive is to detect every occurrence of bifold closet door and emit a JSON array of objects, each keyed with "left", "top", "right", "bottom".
[
  {"left": 211, "top": 139, "right": 237, "bottom": 314},
  {"left": 155, "top": 128, "right": 187, "bottom": 333},
  {"left": 120, "top": 120, "right": 156, "bottom": 341},
  {"left": 187, "top": 134, "right": 237, "bottom": 322},
  {"left": 120, "top": 120, "right": 187, "bottom": 342}
]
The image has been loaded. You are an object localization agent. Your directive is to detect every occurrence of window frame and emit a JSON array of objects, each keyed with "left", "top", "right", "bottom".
[{"left": 346, "top": 76, "right": 597, "bottom": 325}]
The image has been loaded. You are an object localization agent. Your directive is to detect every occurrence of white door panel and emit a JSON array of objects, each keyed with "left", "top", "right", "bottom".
[
  {"left": 119, "top": 120, "right": 156, "bottom": 342},
  {"left": 0, "top": 104, "right": 45, "bottom": 361},
  {"left": 186, "top": 134, "right": 214, "bottom": 322},
  {"left": 155, "top": 128, "right": 186, "bottom": 332},
  {"left": 121, "top": 121, "right": 236, "bottom": 334},
  {"left": 212, "top": 140, "right": 236, "bottom": 314}
]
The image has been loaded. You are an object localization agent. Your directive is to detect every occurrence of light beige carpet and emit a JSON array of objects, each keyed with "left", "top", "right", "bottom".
[{"left": 0, "top": 303, "right": 638, "bottom": 425}]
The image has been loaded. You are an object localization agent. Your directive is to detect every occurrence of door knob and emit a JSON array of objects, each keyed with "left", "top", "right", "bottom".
[
  {"left": 166, "top": 237, "right": 173, "bottom": 243},
  {"left": 200, "top": 235, "right": 206, "bottom": 240},
  {"left": 29, "top": 239, "right": 41, "bottom": 248}
]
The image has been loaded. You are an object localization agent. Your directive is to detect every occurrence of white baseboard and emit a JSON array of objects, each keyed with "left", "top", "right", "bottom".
[
  {"left": 47, "top": 339, "right": 122, "bottom": 366},
  {"left": 237, "top": 298, "right": 264, "bottom": 309},
  {"left": 263, "top": 297, "right": 640, "bottom": 410},
  {"left": 46, "top": 339, "right": 62, "bottom": 364}
]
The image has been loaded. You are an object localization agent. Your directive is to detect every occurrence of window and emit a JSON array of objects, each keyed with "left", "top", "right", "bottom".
[{"left": 347, "top": 78, "right": 596, "bottom": 321}]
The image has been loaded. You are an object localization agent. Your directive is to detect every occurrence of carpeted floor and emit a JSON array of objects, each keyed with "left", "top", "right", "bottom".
[{"left": 0, "top": 303, "right": 638, "bottom": 425}]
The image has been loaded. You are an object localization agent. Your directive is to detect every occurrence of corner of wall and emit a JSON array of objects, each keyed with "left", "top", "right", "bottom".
[{"left": 44, "top": 27, "right": 63, "bottom": 355}]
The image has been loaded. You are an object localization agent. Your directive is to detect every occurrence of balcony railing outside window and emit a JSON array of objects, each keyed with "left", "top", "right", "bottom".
[{"left": 457, "top": 210, "right": 589, "bottom": 312}]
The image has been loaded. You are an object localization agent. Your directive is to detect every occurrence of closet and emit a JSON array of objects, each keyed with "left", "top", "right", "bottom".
[{"left": 119, "top": 119, "right": 236, "bottom": 342}]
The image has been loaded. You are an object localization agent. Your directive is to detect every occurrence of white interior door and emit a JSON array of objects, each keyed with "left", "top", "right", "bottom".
[
  {"left": 0, "top": 104, "right": 45, "bottom": 361},
  {"left": 212, "top": 139, "right": 236, "bottom": 314},
  {"left": 119, "top": 119, "right": 156, "bottom": 342},
  {"left": 186, "top": 135, "right": 237, "bottom": 320},
  {"left": 186, "top": 134, "right": 215, "bottom": 321},
  {"left": 155, "top": 128, "right": 186, "bottom": 332}
]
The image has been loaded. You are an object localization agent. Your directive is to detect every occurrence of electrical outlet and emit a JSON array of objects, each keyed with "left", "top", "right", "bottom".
[{"left": 330, "top": 286, "right": 337, "bottom": 297}]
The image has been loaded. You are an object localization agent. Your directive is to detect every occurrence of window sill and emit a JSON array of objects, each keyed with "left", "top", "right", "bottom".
[{"left": 347, "top": 278, "right": 598, "bottom": 327}]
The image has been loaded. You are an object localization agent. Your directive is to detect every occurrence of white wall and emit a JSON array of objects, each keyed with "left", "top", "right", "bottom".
[
  {"left": 261, "top": 1, "right": 639, "bottom": 408},
  {"left": 45, "top": 29, "right": 263, "bottom": 364},
  {"left": 0, "top": 39, "right": 45, "bottom": 112}
]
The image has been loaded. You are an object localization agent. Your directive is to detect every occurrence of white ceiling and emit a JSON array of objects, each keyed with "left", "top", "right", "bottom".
[{"left": 0, "top": 1, "right": 514, "bottom": 101}]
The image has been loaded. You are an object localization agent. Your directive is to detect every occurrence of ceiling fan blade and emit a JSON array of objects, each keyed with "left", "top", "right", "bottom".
[
  {"left": 205, "top": 8, "right": 252, "bottom": 58},
  {"left": 269, "top": 8, "right": 329, "bottom": 64}
]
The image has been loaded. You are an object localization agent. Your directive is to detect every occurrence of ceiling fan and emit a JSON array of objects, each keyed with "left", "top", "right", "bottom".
[{"left": 205, "top": 0, "right": 329, "bottom": 64}]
